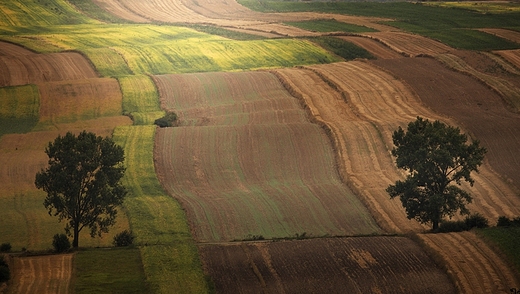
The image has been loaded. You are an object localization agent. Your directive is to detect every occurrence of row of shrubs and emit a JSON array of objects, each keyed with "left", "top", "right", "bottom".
[
  {"left": 437, "top": 214, "right": 520, "bottom": 233},
  {"left": 0, "top": 230, "right": 135, "bottom": 255}
]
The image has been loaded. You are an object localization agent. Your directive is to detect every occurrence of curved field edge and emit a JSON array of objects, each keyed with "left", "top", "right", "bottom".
[
  {"left": 418, "top": 231, "right": 520, "bottom": 294},
  {"left": 200, "top": 236, "right": 456, "bottom": 293},
  {"left": 112, "top": 125, "right": 209, "bottom": 294}
]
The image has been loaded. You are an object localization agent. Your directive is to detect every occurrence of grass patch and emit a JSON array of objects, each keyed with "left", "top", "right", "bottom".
[
  {"left": 74, "top": 247, "right": 150, "bottom": 294},
  {"left": 423, "top": 29, "right": 520, "bottom": 51},
  {"left": 0, "top": 85, "right": 40, "bottom": 136},
  {"left": 0, "top": 0, "right": 97, "bottom": 27},
  {"left": 83, "top": 48, "right": 133, "bottom": 77},
  {"left": 112, "top": 126, "right": 209, "bottom": 293},
  {"left": 119, "top": 75, "right": 163, "bottom": 125},
  {"left": 477, "top": 227, "right": 520, "bottom": 272},
  {"left": 285, "top": 19, "right": 377, "bottom": 33},
  {"left": 309, "top": 36, "right": 374, "bottom": 60}
]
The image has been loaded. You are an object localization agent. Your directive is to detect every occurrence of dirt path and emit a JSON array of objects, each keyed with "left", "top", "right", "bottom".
[
  {"left": 8, "top": 254, "right": 73, "bottom": 294},
  {"left": 419, "top": 232, "right": 520, "bottom": 294}
]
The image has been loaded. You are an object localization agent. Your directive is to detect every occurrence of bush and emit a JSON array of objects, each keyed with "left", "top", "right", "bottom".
[
  {"left": 113, "top": 230, "right": 135, "bottom": 247},
  {"left": 0, "top": 256, "right": 9, "bottom": 283},
  {"left": 0, "top": 243, "right": 11, "bottom": 253},
  {"left": 52, "top": 234, "right": 71, "bottom": 253},
  {"left": 154, "top": 111, "right": 178, "bottom": 128},
  {"left": 497, "top": 216, "right": 520, "bottom": 227},
  {"left": 438, "top": 220, "right": 468, "bottom": 233},
  {"left": 465, "top": 213, "right": 489, "bottom": 229}
]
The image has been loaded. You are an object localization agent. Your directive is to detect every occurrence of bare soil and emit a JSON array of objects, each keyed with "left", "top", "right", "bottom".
[{"left": 200, "top": 236, "right": 456, "bottom": 294}]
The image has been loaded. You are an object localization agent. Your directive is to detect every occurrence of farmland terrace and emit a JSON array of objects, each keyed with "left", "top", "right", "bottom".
[{"left": 1, "top": 0, "right": 520, "bottom": 293}]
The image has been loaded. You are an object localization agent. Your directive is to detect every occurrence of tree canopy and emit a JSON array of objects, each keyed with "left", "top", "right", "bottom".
[
  {"left": 35, "top": 131, "right": 127, "bottom": 248},
  {"left": 386, "top": 117, "right": 486, "bottom": 231}
]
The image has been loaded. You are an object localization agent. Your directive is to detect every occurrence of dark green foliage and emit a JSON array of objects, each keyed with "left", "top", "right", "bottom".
[
  {"left": 35, "top": 131, "right": 127, "bottom": 248},
  {"left": 0, "top": 256, "right": 9, "bottom": 283},
  {"left": 154, "top": 111, "right": 178, "bottom": 128},
  {"left": 309, "top": 36, "right": 374, "bottom": 61},
  {"left": 386, "top": 117, "right": 486, "bottom": 230},
  {"left": 464, "top": 213, "right": 489, "bottom": 229},
  {"left": 0, "top": 243, "right": 11, "bottom": 253},
  {"left": 497, "top": 216, "right": 520, "bottom": 227},
  {"left": 243, "top": 234, "right": 265, "bottom": 241},
  {"left": 52, "top": 233, "right": 71, "bottom": 253},
  {"left": 478, "top": 227, "right": 520, "bottom": 273},
  {"left": 113, "top": 230, "right": 135, "bottom": 247},
  {"left": 437, "top": 213, "right": 489, "bottom": 233}
]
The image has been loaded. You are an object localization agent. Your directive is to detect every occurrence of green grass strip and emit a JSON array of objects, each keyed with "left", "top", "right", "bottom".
[
  {"left": 119, "top": 75, "right": 163, "bottom": 125},
  {"left": 0, "top": 84, "right": 39, "bottom": 136},
  {"left": 83, "top": 48, "right": 133, "bottom": 77},
  {"left": 112, "top": 125, "right": 209, "bottom": 294},
  {"left": 309, "top": 36, "right": 374, "bottom": 61},
  {"left": 74, "top": 247, "right": 150, "bottom": 294}
]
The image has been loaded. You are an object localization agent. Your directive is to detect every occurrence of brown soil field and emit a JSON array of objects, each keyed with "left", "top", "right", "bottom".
[
  {"left": 419, "top": 231, "right": 520, "bottom": 293},
  {"left": 494, "top": 49, "right": 520, "bottom": 69},
  {"left": 153, "top": 71, "right": 380, "bottom": 241},
  {"left": 200, "top": 236, "right": 456, "bottom": 293},
  {"left": 0, "top": 42, "right": 98, "bottom": 87},
  {"left": 37, "top": 78, "right": 123, "bottom": 123},
  {"left": 372, "top": 57, "right": 520, "bottom": 193},
  {"left": 92, "top": 0, "right": 151, "bottom": 23},
  {"left": 360, "top": 31, "right": 452, "bottom": 57},
  {"left": 480, "top": 28, "right": 520, "bottom": 44},
  {"left": 8, "top": 254, "right": 72, "bottom": 294}
]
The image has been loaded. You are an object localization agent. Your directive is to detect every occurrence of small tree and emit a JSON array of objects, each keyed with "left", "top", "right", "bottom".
[
  {"left": 52, "top": 234, "right": 71, "bottom": 253},
  {"left": 113, "top": 230, "right": 135, "bottom": 247},
  {"left": 0, "top": 243, "right": 11, "bottom": 253},
  {"left": 35, "top": 131, "right": 127, "bottom": 248},
  {"left": 386, "top": 117, "right": 486, "bottom": 231},
  {"left": 154, "top": 111, "right": 178, "bottom": 128}
]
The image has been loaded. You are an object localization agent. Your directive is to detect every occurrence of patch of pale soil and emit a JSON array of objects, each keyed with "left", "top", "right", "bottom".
[
  {"left": 338, "top": 36, "right": 403, "bottom": 59},
  {"left": 9, "top": 254, "right": 73, "bottom": 294},
  {"left": 480, "top": 28, "right": 520, "bottom": 44},
  {"left": 360, "top": 31, "right": 452, "bottom": 57},
  {"left": 419, "top": 232, "right": 520, "bottom": 294},
  {"left": 494, "top": 49, "right": 520, "bottom": 71},
  {"left": 92, "top": 0, "right": 151, "bottom": 23}
]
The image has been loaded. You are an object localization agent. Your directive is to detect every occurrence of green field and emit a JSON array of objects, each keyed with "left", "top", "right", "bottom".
[
  {"left": 112, "top": 126, "right": 209, "bottom": 293},
  {"left": 119, "top": 75, "right": 163, "bottom": 125},
  {"left": 0, "top": 85, "right": 39, "bottom": 136},
  {"left": 239, "top": 1, "right": 520, "bottom": 50},
  {"left": 74, "top": 247, "right": 150, "bottom": 294}
]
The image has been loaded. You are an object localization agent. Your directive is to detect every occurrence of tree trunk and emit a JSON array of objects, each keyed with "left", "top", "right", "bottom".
[
  {"left": 432, "top": 220, "right": 439, "bottom": 231},
  {"left": 73, "top": 225, "right": 79, "bottom": 248}
]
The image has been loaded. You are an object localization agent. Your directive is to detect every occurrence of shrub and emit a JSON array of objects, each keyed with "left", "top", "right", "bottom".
[
  {"left": 437, "top": 220, "right": 468, "bottom": 233},
  {"left": 154, "top": 111, "right": 178, "bottom": 128},
  {"left": 465, "top": 213, "right": 489, "bottom": 229},
  {"left": 52, "top": 234, "right": 71, "bottom": 253},
  {"left": 0, "top": 256, "right": 9, "bottom": 283},
  {"left": 0, "top": 243, "right": 11, "bottom": 253},
  {"left": 113, "top": 230, "right": 135, "bottom": 247},
  {"left": 497, "top": 216, "right": 520, "bottom": 227}
]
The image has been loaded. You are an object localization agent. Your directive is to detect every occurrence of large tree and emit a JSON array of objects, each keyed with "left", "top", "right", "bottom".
[
  {"left": 386, "top": 117, "right": 486, "bottom": 231},
  {"left": 35, "top": 131, "right": 127, "bottom": 248}
]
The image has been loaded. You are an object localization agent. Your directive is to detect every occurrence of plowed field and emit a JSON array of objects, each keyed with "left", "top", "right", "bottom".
[
  {"left": 494, "top": 49, "right": 520, "bottom": 69},
  {"left": 9, "top": 254, "right": 73, "bottom": 294},
  {"left": 372, "top": 57, "right": 520, "bottom": 193},
  {"left": 200, "top": 236, "right": 456, "bottom": 293},
  {"left": 419, "top": 231, "right": 520, "bottom": 293},
  {"left": 0, "top": 42, "right": 98, "bottom": 87},
  {"left": 154, "top": 71, "right": 380, "bottom": 242},
  {"left": 275, "top": 61, "right": 520, "bottom": 232},
  {"left": 360, "top": 31, "right": 452, "bottom": 57}
]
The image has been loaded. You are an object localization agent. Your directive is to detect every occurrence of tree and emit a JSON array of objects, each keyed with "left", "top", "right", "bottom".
[
  {"left": 386, "top": 117, "right": 486, "bottom": 231},
  {"left": 35, "top": 131, "right": 127, "bottom": 248}
]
